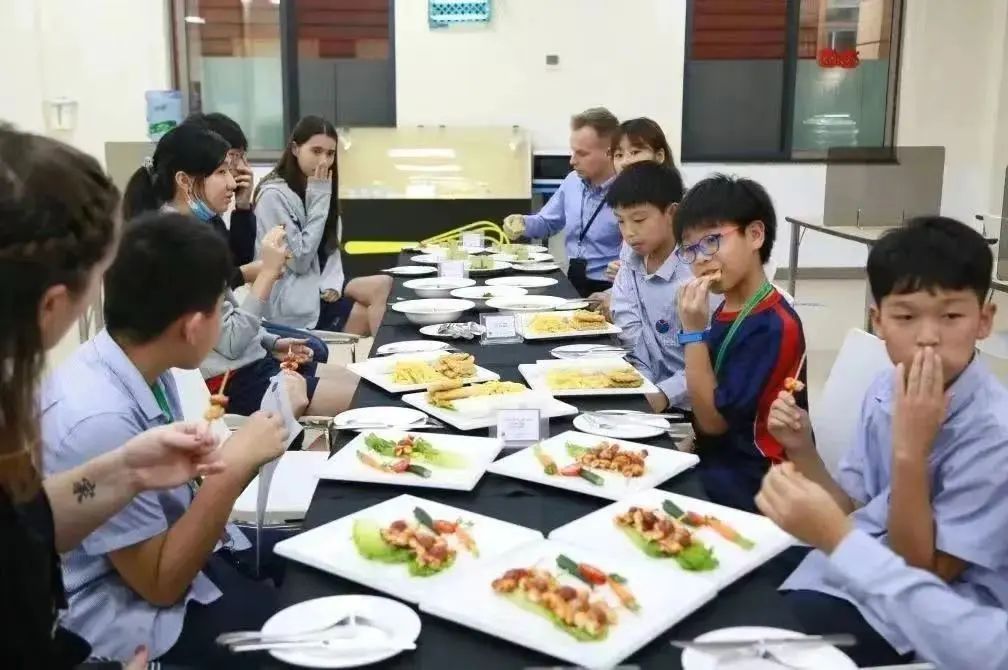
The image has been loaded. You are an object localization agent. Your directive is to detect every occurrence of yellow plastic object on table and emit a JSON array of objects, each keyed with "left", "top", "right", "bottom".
[{"left": 421, "top": 221, "right": 510, "bottom": 248}]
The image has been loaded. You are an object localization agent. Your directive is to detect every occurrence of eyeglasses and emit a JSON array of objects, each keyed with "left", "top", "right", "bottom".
[{"left": 675, "top": 227, "right": 744, "bottom": 264}]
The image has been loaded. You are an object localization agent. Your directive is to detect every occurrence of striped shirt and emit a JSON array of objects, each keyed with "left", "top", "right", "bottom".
[
  {"left": 694, "top": 289, "right": 807, "bottom": 512},
  {"left": 39, "top": 329, "right": 249, "bottom": 660}
]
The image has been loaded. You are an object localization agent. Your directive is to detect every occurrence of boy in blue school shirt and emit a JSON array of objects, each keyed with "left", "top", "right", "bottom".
[
  {"left": 674, "top": 175, "right": 807, "bottom": 512},
  {"left": 41, "top": 213, "right": 297, "bottom": 665},
  {"left": 608, "top": 161, "right": 697, "bottom": 411},
  {"left": 769, "top": 216, "right": 1008, "bottom": 667}
]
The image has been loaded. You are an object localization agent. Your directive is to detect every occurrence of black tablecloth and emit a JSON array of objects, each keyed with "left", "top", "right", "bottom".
[{"left": 267, "top": 258, "right": 803, "bottom": 669}]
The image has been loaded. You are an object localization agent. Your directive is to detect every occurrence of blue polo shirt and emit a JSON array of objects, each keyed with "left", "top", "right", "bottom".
[{"left": 39, "top": 329, "right": 248, "bottom": 660}]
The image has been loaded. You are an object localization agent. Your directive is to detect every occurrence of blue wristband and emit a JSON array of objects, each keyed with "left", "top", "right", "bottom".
[{"left": 677, "top": 329, "right": 707, "bottom": 345}]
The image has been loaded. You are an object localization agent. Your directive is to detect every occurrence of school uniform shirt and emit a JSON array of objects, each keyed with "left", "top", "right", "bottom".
[
  {"left": 828, "top": 529, "right": 1008, "bottom": 669},
  {"left": 39, "top": 329, "right": 250, "bottom": 660},
  {"left": 522, "top": 171, "right": 621, "bottom": 281},
  {"left": 781, "top": 356, "right": 1008, "bottom": 655},
  {"left": 696, "top": 289, "right": 807, "bottom": 512},
  {"left": 610, "top": 250, "right": 717, "bottom": 408}
]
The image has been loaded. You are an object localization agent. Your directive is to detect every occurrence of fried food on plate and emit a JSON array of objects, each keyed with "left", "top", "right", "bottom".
[
  {"left": 571, "top": 310, "right": 607, "bottom": 331},
  {"left": 546, "top": 366, "right": 644, "bottom": 390},
  {"left": 426, "top": 380, "right": 526, "bottom": 409}
]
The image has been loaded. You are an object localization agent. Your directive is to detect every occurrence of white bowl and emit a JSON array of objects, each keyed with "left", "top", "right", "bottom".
[
  {"left": 391, "top": 298, "right": 476, "bottom": 325},
  {"left": 485, "top": 275, "right": 560, "bottom": 294},
  {"left": 402, "top": 276, "right": 476, "bottom": 298},
  {"left": 485, "top": 295, "right": 569, "bottom": 313},
  {"left": 450, "top": 285, "right": 528, "bottom": 304}
]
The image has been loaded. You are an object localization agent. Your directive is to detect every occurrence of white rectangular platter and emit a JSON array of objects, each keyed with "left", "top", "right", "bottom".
[
  {"left": 401, "top": 388, "right": 578, "bottom": 431},
  {"left": 548, "top": 488, "right": 795, "bottom": 589},
  {"left": 518, "top": 310, "right": 623, "bottom": 341},
  {"left": 418, "top": 538, "right": 716, "bottom": 670},
  {"left": 317, "top": 430, "right": 502, "bottom": 491},
  {"left": 273, "top": 493, "right": 543, "bottom": 604},
  {"left": 519, "top": 359, "right": 661, "bottom": 396},
  {"left": 487, "top": 431, "right": 698, "bottom": 501},
  {"left": 346, "top": 350, "right": 499, "bottom": 394}
]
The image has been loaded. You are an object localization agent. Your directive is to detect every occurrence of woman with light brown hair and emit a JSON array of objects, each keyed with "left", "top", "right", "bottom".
[{"left": 0, "top": 126, "right": 225, "bottom": 668}]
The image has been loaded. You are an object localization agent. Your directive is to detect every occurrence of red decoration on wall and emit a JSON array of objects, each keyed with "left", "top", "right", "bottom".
[{"left": 818, "top": 48, "right": 860, "bottom": 69}]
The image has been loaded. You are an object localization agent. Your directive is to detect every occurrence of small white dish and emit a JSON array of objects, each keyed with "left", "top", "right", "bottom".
[
  {"left": 410, "top": 254, "right": 444, "bottom": 265},
  {"left": 375, "top": 340, "right": 450, "bottom": 356},
  {"left": 490, "top": 251, "right": 554, "bottom": 264},
  {"left": 573, "top": 412, "right": 673, "bottom": 440},
  {"left": 331, "top": 407, "right": 429, "bottom": 432},
  {"left": 402, "top": 277, "right": 476, "bottom": 298},
  {"left": 258, "top": 594, "right": 421, "bottom": 668},
  {"left": 511, "top": 262, "right": 561, "bottom": 273},
  {"left": 519, "top": 359, "right": 660, "bottom": 396},
  {"left": 418, "top": 323, "right": 470, "bottom": 339},
  {"left": 382, "top": 265, "right": 437, "bottom": 276},
  {"left": 391, "top": 298, "right": 476, "bottom": 325},
  {"left": 485, "top": 295, "right": 569, "bottom": 313},
  {"left": 449, "top": 285, "right": 528, "bottom": 304},
  {"left": 680, "top": 626, "right": 857, "bottom": 670},
  {"left": 485, "top": 275, "right": 559, "bottom": 294}
]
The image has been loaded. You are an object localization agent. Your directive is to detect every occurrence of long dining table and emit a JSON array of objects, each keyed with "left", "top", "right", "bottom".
[{"left": 265, "top": 256, "right": 805, "bottom": 670}]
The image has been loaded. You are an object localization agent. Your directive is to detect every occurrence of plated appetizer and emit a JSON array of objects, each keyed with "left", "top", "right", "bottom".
[
  {"left": 614, "top": 504, "right": 719, "bottom": 571},
  {"left": 491, "top": 554, "right": 638, "bottom": 641},
  {"left": 532, "top": 444, "right": 604, "bottom": 486},
  {"left": 528, "top": 310, "right": 611, "bottom": 334},
  {"left": 546, "top": 366, "right": 644, "bottom": 390},
  {"left": 362, "top": 433, "right": 467, "bottom": 469},
  {"left": 392, "top": 352, "right": 477, "bottom": 384},
  {"left": 425, "top": 379, "right": 527, "bottom": 409},
  {"left": 351, "top": 506, "right": 478, "bottom": 577},
  {"left": 566, "top": 441, "right": 647, "bottom": 477}
]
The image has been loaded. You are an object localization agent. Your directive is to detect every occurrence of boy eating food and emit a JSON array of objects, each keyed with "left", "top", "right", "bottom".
[
  {"left": 674, "top": 174, "right": 807, "bottom": 511},
  {"left": 770, "top": 216, "right": 1008, "bottom": 667}
]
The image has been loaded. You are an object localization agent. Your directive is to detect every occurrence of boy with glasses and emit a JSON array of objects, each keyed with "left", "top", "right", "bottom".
[{"left": 675, "top": 174, "right": 807, "bottom": 512}]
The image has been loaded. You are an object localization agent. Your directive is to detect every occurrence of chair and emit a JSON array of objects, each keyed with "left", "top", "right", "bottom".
[{"left": 809, "top": 329, "right": 892, "bottom": 475}]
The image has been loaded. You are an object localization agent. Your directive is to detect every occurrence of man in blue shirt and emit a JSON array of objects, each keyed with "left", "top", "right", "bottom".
[
  {"left": 768, "top": 216, "right": 1008, "bottom": 666},
  {"left": 757, "top": 463, "right": 1008, "bottom": 670},
  {"left": 503, "top": 107, "right": 622, "bottom": 297},
  {"left": 41, "top": 213, "right": 293, "bottom": 665}
]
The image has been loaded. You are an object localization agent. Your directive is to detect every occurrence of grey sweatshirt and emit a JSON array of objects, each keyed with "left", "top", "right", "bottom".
[{"left": 253, "top": 178, "right": 344, "bottom": 329}]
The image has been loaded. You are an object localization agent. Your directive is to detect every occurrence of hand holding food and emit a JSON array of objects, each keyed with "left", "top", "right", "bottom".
[
  {"left": 677, "top": 275, "right": 714, "bottom": 333},
  {"left": 604, "top": 259, "right": 622, "bottom": 281},
  {"left": 503, "top": 214, "right": 526, "bottom": 238},
  {"left": 204, "top": 369, "right": 231, "bottom": 421},
  {"left": 766, "top": 390, "right": 814, "bottom": 454},
  {"left": 756, "top": 463, "right": 852, "bottom": 553}
]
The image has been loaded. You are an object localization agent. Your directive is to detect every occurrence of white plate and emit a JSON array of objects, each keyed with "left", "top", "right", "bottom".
[
  {"left": 492, "top": 243, "right": 548, "bottom": 254},
  {"left": 418, "top": 245, "right": 485, "bottom": 256},
  {"left": 487, "top": 430, "right": 698, "bottom": 501},
  {"left": 375, "top": 340, "right": 450, "bottom": 356},
  {"left": 548, "top": 488, "right": 795, "bottom": 588},
  {"left": 550, "top": 344, "right": 629, "bottom": 360},
  {"left": 402, "top": 277, "right": 476, "bottom": 298},
  {"left": 518, "top": 310, "right": 622, "bottom": 340},
  {"left": 490, "top": 252, "right": 554, "bottom": 263},
  {"left": 318, "top": 430, "right": 502, "bottom": 491},
  {"left": 382, "top": 265, "right": 436, "bottom": 276},
  {"left": 519, "top": 360, "right": 660, "bottom": 396},
  {"left": 511, "top": 262, "right": 561, "bottom": 273},
  {"left": 681, "top": 627, "right": 858, "bottom": 670},
  {"left": 331, "top": 406, "right": 430, "bottom": 432},
  {"left": 418, "top": 323, "right": 471, "bottom": 339},
  {"left": 449, "top": 285, "right": 528, "bottom": 303},
  {"left": 467, "top": 260, "right": 513, "bottom": 274},
  {"left": 401, "top": 388, "right": 578, "bottom": 431},
  {"left": 572, "top": 412, "right": 673, "bottom": 440},
  {"left": 274, "top": 494, "right": 543, "bottom": 604},
  {"left": 260, "top": 595, "right": 421, "bottom": 669},
  {"left": 485, "top": 275, "right": 559, "bottom": 293},
  {"left": 419, "top": 538, "right": 716, "bottom": 670},
  {"left": 346, "top": 350, "right": 499, "bottom": 394},
  {"left": 410, "top": 254, "right": 445, "bottom": 265},
  {"left": 410, "top": 255, "right": 513, "bottom": 274},
  {"left": 391, "top": 298, "right": 476, "bottom": 326},
  {"left": 486, "top": 295, "right": 569, "bottom": 313}
]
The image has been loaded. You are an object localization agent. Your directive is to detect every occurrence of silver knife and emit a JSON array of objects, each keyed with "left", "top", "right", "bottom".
[
  {"left": 671, "top": 633, "right": 856, "bottom": 652},
  {"left": 229, "top": 638, "right": 417, "bottom": 653}
]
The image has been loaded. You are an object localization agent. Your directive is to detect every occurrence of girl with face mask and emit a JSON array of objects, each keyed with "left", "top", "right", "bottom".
[{"left": 122, "top": 126, "right": 358, "bottom": 418}]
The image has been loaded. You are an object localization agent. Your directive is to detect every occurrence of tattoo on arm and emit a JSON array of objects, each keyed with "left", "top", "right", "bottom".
[{"left": 72, "top": 477, "right": 96, "bottom": 503}]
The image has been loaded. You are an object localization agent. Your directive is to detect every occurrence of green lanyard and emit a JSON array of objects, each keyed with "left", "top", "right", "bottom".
[
  {"left": 713, "top": 281, "right": 774, "bottom": 376},
  {"left": 151, "top": 382, "right": 174, "bottom": 422}
]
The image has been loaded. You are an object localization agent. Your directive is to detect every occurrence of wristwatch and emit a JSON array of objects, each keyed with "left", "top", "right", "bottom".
[{"left": 677, "top": 329, "right": 707, "bottom": 345}]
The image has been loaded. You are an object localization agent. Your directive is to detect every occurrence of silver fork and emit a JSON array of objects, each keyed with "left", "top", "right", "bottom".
[
  {"left": 758, "top": 647, "right": 811, "bottom": 669},
  {"left": 216, "top": 612, "right": 382, "bottom": 646}
]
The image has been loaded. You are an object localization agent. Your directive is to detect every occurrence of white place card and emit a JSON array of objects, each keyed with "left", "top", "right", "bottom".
[
  {"left": 439, "top": 260, "right": 466, "bottom": 278},
  {"left": 482, "top": 314, "right": 518, "bottom": 339},
  {"left": 496, "top": 408, "right": 542, "bottom": 444},
  {"left": 462, "top": 232, "right": 484, "bottom": 249}
]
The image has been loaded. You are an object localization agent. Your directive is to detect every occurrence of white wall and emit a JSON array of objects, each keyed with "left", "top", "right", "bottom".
[
  {"left": 0, "top": 0, "right": 170, "bottom": 166},
  {"left": 395, "top": 0, "right": 1008, "bottom": 268}
]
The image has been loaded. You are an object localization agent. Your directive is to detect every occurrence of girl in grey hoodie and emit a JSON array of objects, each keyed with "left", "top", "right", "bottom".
[{"left": 253, "top": 116, "right": 392, "bottom": 335}]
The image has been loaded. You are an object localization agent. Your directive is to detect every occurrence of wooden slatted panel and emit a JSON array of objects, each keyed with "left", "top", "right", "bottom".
[
  {"left": 193, "top": 0, "right": 388, "bottom": 60},
  {"left": 691, "top": 0, "right": 788, "bottom": 59}
]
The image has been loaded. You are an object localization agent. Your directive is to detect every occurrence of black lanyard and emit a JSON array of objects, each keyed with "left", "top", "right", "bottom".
[{"left": 578, "top": 186, "right": 607, "bottom": 245}]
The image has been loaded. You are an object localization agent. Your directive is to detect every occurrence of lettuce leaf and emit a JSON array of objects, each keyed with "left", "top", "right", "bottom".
[
  {"left": 500, "top": 591, "right": 607, "bottom": 642},
  {"left": 617, "top": 524, "right": 719, "bottom": 571}
]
